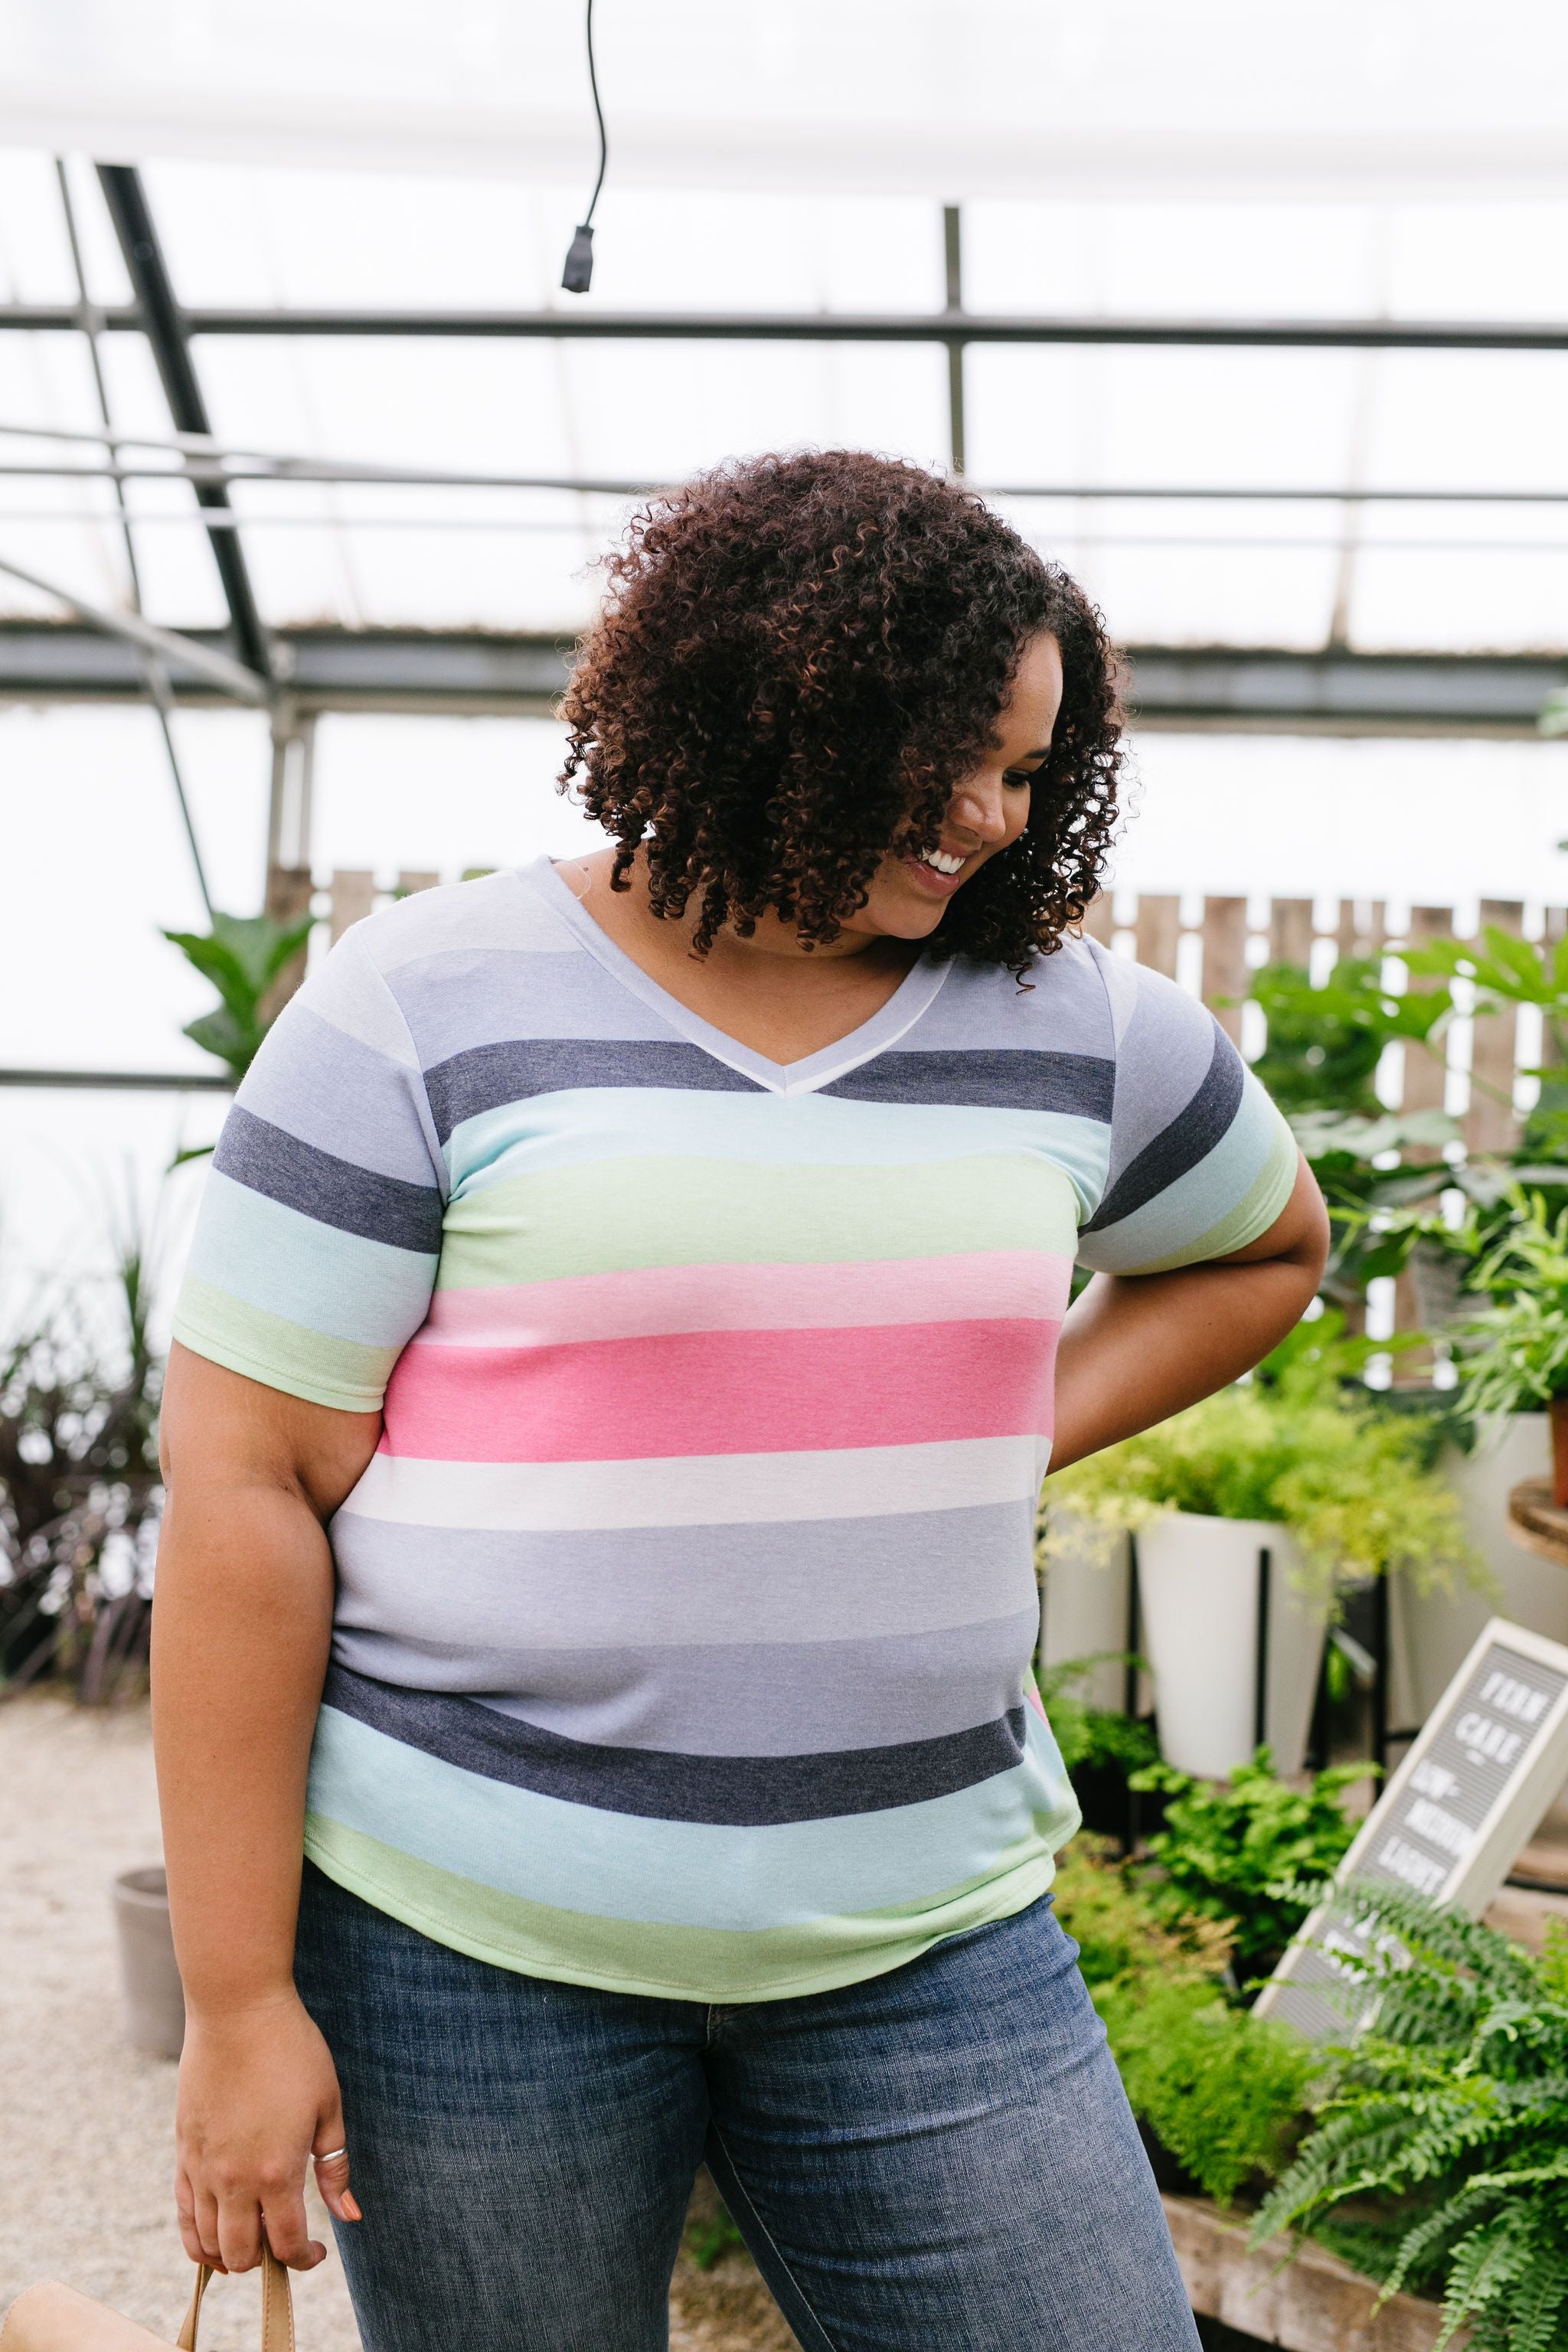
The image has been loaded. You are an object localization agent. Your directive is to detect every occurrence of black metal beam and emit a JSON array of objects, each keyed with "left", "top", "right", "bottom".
[
  {"left": 6, "top": 302, "right": 1568, "bottom": 351},
  {"left": 93, "top": 166, "right": 272, "bottom": 681},
  {"left": 1, "top": 622, "right": 1563, "bottom": 733}
]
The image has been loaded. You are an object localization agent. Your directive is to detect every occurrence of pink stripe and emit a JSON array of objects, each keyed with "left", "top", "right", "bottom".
[
  {"left": 423, "top": 1252, "right": 1071, "bottom": 1348},
  {"left": 382, "top": 1318, "right": 1060, "bottom": 1463}
]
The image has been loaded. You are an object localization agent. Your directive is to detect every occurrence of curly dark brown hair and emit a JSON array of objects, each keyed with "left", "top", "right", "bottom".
[{"left": 559, "top": 449, "right": 1122, "bottom": 973}]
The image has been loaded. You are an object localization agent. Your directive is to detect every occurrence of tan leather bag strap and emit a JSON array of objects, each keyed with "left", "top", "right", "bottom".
[{"left": 177, "top": 2249, "right": 293, "bottom": 2352}]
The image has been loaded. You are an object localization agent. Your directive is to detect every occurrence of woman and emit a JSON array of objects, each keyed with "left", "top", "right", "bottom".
[{"left": 156, "top": 450, "right": 1326, "bottom": 2351}]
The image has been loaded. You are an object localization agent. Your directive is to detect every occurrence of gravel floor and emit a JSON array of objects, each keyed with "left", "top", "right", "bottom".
[{"left": 0, "top": 1691, "right": 795, "bottom": 2351}]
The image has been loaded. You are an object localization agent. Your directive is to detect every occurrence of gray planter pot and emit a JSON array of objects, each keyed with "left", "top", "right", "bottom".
[{"left": 113, "top": 1865, "right": 185, "bottom": 2060}]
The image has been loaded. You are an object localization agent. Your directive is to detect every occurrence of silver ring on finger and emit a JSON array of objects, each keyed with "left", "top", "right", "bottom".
[{"left": 313, "top": 2147, "right": 349, "bottom": 2164}]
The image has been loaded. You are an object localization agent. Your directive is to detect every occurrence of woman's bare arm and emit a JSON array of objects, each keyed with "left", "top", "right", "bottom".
[
  {"left": 1049, "top": 1152, "right": 1329, "bottom": 1472},
  {"left": 153, "top": 1342, "right": 381, "bottom": 2275}
]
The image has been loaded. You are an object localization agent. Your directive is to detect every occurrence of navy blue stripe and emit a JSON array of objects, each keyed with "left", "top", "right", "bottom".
[
  {"left": 1080, "top": 1018, "right": 1245, "bottom": 1234},
  {"left": 321, "top": 1664, "right": 1027, "bottom": 1825},
  {"left": 822, "top": 1048, "right": 1114, "bottom": 1119},
  {"left": 425, "top": 1038, "right": 763, "bottom": 1142},
  {"left": 214, "top": 1106, "right": 443, "bottom": 1254}
]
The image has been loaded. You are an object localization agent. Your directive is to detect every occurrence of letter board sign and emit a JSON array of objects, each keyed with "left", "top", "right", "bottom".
[{"left": 1255, "top": 1618, "right": 1568, "bottom": 2040}]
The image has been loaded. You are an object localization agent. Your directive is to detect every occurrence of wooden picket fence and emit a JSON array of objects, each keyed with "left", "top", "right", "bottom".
[{"left": 1077, "top": 890, "right": 1561, "bottom": 1161}]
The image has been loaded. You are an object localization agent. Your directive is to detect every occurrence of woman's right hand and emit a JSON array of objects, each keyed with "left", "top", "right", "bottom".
[{"left": 174, "top": 1989, "right": 362, "bottom": 2274}]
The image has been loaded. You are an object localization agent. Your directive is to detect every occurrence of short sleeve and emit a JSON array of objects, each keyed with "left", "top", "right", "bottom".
[
  {"left": 1074, "top": 949, "right": 1298, "bottom": 1276},
  {"left": 172, "top": 929, "right": 444, "bottom": 1412}
]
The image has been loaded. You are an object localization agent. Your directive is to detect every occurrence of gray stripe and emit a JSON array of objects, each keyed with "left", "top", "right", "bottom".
[
  {"left": 322, "top": 1663, "right": 1029, "bottom": 1824},
  {"left": 822, "top": 1048, "right": 1113, "bottom": 1119},
  {"left": 1081, "top": 1021, "right": 1245, "bottom": 1234},
  {"left": 390, "top": 944, "right": 681, "bottom": 1065},
  {"left": 1095, "top": 958, "right": 1223, "bottom": 1184},
  {"left": 328, "top": 1498, "right": 1039, "bottom": 1654},
  {"left": 213, "top": 1105, "right": 443, "bottom": 1253},
  {"left": 424, "top": 1037, "right": 762, "bottom": 1142},
  {"left": 331, "top": 1612, "right": 1040, "bottom": 1754},
  {"left": 913, "top": 939, "right": 1114, "bottom": 1060},
  {"left": 237, "top": 1005, "right": 442, "bottom": 1187}
]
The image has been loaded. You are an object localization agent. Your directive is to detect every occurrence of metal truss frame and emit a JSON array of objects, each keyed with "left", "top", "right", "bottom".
[{"left": 2, "top": 622, "right": 1561, "bottom": 736}]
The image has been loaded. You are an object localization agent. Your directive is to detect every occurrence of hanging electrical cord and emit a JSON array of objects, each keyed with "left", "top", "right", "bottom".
[{"left": 560, "top": 0, "right": 608, "bottom": 293}]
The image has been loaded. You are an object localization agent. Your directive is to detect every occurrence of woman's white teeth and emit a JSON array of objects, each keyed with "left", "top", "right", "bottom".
[{"left": 920, "top": 848, "right": 965, "bottom": 875}]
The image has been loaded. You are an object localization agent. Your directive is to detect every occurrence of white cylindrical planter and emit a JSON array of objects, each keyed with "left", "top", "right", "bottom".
[
  {"left": 1038, "top": 1510, "right": 1132, "bottom": 1713},
  {"left": 1137, "top": 1514, "right": 1328, "bottom": 1781},
  {"left": 113, "top": 1865, "right": 185, "bottom": 2060}
]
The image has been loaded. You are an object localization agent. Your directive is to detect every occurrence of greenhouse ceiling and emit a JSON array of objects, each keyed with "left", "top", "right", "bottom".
[{"left": 2, "top": 1, "right": 1568, "bottom": 731}]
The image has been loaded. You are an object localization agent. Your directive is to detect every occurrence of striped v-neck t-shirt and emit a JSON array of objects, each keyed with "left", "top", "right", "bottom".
[{"left": 172, "top": 854, "right": 1297, "bottom": 2001}]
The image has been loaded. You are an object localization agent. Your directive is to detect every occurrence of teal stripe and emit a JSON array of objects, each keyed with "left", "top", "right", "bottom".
[
  {"left": 446, "top": 1087, "right": 1110, "bottom": 1223},
  {"left": 305, "top": 1704, "right": 1076, "bottom": 1931},
  {"left": 186, "top": 1170, "right": 436, "bottom": 1348},
  {"left": 1076, "top": 1077, "right": 1279, "bottom": 1273}
]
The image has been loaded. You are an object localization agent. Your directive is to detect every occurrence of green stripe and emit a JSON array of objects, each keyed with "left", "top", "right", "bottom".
[
  {"left": 174, "top": 1277, "right": 395, "bottom": 1412},
  {"left": 1130, "top": 1113, "right": 1298, "bottom": 1276},
  {"left": 439, "top": 1154, "right": 1080, "bottom": 1289},
  {"left": 303, "top": 1813, "right": 1064, "bottom": 2002}
]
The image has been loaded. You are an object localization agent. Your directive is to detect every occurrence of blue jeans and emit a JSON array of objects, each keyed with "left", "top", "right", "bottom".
[{"left": 293, "top": 1863, "right": 1199, "bottom": 2352}]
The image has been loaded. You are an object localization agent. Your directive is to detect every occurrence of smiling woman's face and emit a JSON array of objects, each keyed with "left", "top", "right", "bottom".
[{"left": 848, "top": 630, "right": 1065, "bottom": 946}]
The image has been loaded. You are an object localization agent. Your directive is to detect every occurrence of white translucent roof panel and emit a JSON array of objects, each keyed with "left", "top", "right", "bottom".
[
  {"left": 1350, "top": 511, "right": 1568, "bottom": 655},
  {"left": 8, "top": 2, "right": 1568, "bottom": 200},
  {"left": 992, "top": 497, "right": 1342, "bottom": 652},
  {"left": 0, "top": 149, "right": 79, "bottom": 301},
  {"left": 965, "top": 201, "right": 1385, "bottom": 321},
  {"left": 1364, "top": 351, "right": 1568, "bottom": 494},
  {"left": 187, "top": 334, "right": 950, "bottom": 628},
  {"left": 965, "top": 195, "right": 1568, "bottom": 323},
  {"left": 0, "top": 332, "right": 135, "bottom": 616},
  {"left": 195, "top": 332, "right": 952, "bottom": 488},
  {"left": 969, "top": 344, "right": 1366, "bottom": 494},
  {"left": 141, "top": 161, "right": 947, "bottom": 317},
  {"left": 6, "top": 149, "right": 1568, "bottom": 650},
  {"left": 221, "top": 482, "right": 606, "bottom": 634}
]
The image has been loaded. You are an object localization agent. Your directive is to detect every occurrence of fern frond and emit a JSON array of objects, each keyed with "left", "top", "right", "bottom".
[{"left": 1506, "top": 2242, "right": 1568, "bottom": 2352}]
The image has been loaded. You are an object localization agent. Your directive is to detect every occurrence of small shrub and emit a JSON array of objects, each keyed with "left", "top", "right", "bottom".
[
  {"left": 1054, "top": 1838, "right": 1318, "bottom": 2206},
  {"left": 1047, "top": 1352, "right": 1475, "bottom": 1606},
  {"left": 1099, "top": 1973, "right": 1318, "bottom": 2204},
  {"left": 1130, "top": 1749, "right": 1370, "bottom": 1985}
]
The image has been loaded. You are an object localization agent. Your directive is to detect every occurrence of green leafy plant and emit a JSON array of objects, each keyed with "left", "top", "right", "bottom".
[
  {"left": 1237, "top": 946, "right": 1568, "bottom": 1318},
  {"left": 1046, "top": 1330, "right": 1475, "bottom": 1605},
  {"left": 1244, "top": 957, "right": 1450, "bottom": 1120},
  {"left": 1129, "top": 1749, "right": 1370, "bottom": 1984},
  {"left": 162, "top": 908, "right": 315, "bottom": 1083},
  {"left": 1099, "top": 1972, "right": 1320, "bottom": 2205},
  {"left": 1037, "top": 1653, "right": 1158, "bottom": 1780},
  {"left": 1254, "top": 1885, "right": 1568, "bottom": 2352},
  {"left": 0, "top": 1199, "right": 165, "bottom": 1703},
  {"left": 1404, "top": 925, "right": 1568, "bottom": 1163},
  {"left": 1454, "top": 1185, "right": 1568, "bottom": 1417},
  {"left": 1052, "top": 1838, "right": 1318, "bottom": 2203},
  {"left": 1053, "top": 1833, "right": 1234, "bottom": 1998}
]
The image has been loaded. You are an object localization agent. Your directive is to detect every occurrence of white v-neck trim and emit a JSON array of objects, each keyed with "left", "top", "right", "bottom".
[{"left": 524, "top": 854, "right": 953, "bottom": 1098}]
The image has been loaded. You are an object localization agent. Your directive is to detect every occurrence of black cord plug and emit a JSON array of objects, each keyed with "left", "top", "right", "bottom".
[
  {"left": 561, "top": 0, "right": 607, "bottom": 296},
  {"left": 561, "top": 224, "right": 595, "bottom": 294}
]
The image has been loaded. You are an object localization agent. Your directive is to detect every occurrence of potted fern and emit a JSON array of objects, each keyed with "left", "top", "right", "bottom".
[
  {"left": 1253, "top": 1883, "right": 1568, "bottom": 2351},
  {"left": 1046, "top": 1320, "right": 1474, "bottom": 1780}
]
